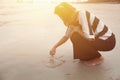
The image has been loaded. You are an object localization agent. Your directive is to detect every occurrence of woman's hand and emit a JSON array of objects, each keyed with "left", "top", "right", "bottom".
[
  {"left": 49, "top": 35, "right": 69, "bottom": 57},
  {"left": 50, "top": 47, "right": 56, "bottom": 56}
]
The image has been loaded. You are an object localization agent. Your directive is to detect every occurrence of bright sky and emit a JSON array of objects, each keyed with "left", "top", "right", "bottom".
[
  {"left": 18, "top": 0, "right": 88, "bottom": 3},
  {"left": 17, "top": 0, "right": 88, "bottom": 9}
]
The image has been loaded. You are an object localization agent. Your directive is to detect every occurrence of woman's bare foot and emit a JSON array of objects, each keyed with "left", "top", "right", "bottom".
[{"left": 81, "top": 56, "right": 104, "bottom": 66}]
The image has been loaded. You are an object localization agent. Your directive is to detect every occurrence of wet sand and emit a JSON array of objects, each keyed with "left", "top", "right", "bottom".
[{"left": 0, "top": 2, "right": 120, "bottom": 80}]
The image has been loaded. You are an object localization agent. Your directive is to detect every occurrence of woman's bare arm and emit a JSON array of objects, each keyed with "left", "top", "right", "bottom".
[
  {"left": 50, "top": 35, "right": 69, "bottom": 56},
  {"left": 50, "top": 26, "right": 72, "bottom": 56},
  {"left": 53, "top": 35, "right": 69, "bottom": 49}
]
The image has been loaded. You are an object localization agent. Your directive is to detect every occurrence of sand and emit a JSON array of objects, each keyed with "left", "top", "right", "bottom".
[{"left": 0, "top": 1, "right": 120, "bottom": 80}]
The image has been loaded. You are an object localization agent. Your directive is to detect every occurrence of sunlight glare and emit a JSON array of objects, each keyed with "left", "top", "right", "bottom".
[{"left": 80, "top": 0, "right": 88, "bottom": 2}]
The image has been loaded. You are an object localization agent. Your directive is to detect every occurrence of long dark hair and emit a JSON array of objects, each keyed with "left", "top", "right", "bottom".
[{"left": 54, "top": 2, "right": 76, "bottom": 25}]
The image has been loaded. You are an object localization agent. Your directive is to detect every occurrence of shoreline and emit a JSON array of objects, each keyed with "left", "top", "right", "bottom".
[{"left": 71, "top": 1, "right": 120, "bottom": 4}]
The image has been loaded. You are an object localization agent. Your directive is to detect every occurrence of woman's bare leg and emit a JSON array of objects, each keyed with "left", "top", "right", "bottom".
[{"left": 81, "top": 56, "right": 104, "bottom": 66}]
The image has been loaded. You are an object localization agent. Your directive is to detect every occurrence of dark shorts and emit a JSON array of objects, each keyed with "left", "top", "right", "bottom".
[
  {"left": 92, "top": 33, "right": 116, "bottom": 51},
  {"left": 70, "top": 32, "right": 116, "bottom": 61}
]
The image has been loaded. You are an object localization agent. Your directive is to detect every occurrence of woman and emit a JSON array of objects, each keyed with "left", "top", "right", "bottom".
[{"left": 50, "top": 2, "right": 116, "bottom": 66}]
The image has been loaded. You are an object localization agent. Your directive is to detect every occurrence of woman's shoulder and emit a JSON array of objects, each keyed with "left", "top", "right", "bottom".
[
  {"left": 69, "top": 25, "right": 81, "bottom": 31},
  {"left": 67, "top": 25, "right": 78, "bottom": 32},
  {"left": 68, "top": 25, "right": 73, "bottom": 28}
]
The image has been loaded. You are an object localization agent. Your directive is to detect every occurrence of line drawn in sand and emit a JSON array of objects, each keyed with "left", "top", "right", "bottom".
[{"left": 46, "top": 55, "right": 65, "bottom": 68}]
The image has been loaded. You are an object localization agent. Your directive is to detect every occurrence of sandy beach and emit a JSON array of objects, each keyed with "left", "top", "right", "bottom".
[{"left": 0, "top": 1, "right": 120, "bottom": 80}]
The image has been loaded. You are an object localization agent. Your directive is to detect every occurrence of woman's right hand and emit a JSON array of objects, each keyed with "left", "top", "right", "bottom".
[{"left": 50, "top": 47, "right": 56, "bottom": 56}]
